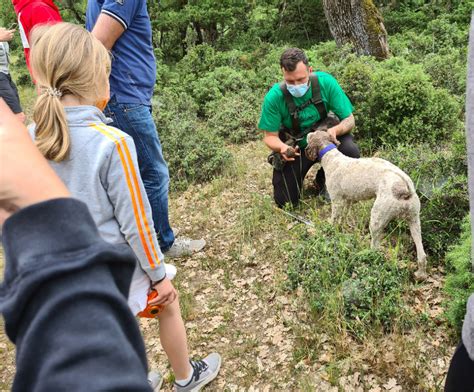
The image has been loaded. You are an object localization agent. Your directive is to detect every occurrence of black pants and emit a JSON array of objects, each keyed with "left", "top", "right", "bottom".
[
  {"left": 0, "top": 72, "right": 22, "bottom": 114},
  {"left": 273, "top": 133, "right": 360, "bottom": 208},
  {"left": 445, "top": 342, "right": 474, "bottom": 392}
]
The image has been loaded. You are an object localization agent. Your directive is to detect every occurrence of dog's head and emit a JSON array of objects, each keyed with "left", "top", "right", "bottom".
[{"left": 306, "top": 130, "right": 333, "bottom": 161}]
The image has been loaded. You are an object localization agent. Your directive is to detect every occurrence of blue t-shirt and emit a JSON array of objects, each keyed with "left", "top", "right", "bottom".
[{"left": 86, "top": 0, "right": 156, "bottom": 105}]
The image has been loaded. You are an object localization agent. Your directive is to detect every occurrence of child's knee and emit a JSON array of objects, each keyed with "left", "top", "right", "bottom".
[{"left": 157, "top": 294, "right": 181, "bottom": 319}]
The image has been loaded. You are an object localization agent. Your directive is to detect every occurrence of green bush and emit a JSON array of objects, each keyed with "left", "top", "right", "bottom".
[
  {"left": 338, "top": 57, "right": 463, "bottom": 148},
  {"left": 154, "top": 88, "right": 231, "bottom": 191},
  {"left": 206, "top": 91, "right": 261, "bottom": 143},
  {"left": 444, "top": 217, "right": 474, "bottom": 333},
  {"left": 420, "top": 175, "right": 470, "bottom": 262},
  {"left": 190, "top": 66, "right": 257, "bottom": 110},
  {"left": 422, "top": 48, "right": 467, "bottom": 97},
  {"left": 287, "top": 223, "right": 409, "bottom": 338}
]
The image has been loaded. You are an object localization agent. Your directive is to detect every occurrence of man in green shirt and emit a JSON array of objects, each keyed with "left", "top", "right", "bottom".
[{"left": 259, "top": 47, "right": 360, "bottom": 207}]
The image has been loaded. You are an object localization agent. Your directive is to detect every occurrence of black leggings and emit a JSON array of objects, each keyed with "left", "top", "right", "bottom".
[
  {"left": 273, "top": 133, "right": 360, "bottom": 208},
  {"left": 445, "top": 342, "right": 474, "bottom": 392}
]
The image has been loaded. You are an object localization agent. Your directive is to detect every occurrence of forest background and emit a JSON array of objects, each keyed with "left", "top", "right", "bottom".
[{"left": 1, "top": 0, "right": 473, "bottom": 390}]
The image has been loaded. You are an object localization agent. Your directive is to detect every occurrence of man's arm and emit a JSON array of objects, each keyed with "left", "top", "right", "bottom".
[
  {"left": 91, "top": 13, "right": 125, "bottom": 50},
  {"left": 327, "top": 113, "right": 355, "bottom": 143}
]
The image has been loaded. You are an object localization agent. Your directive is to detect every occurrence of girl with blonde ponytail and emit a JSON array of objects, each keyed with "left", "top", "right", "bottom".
[
  {"left": 28, "top": 22, "right": 221, "bottom": 390},
  {"left": 30, "top": 22, "right": 110, "bottom": 162}
]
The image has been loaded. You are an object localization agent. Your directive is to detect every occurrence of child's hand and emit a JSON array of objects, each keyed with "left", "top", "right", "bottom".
[{"left": 150, "top": 278, "right": 177, "bottom": 306}]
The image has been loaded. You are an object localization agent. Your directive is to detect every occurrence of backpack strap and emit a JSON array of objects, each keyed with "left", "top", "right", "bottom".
[
  {"left": 309, "top": 73, "right": 327, "bottom": 121},
  {"left": 279, "top": 82, "right": 300, "bottom": 132}
]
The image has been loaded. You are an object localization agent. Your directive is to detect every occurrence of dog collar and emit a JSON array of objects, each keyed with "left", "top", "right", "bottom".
[{"left": 318, "top": 143, "right": 337, "bottom": 161}]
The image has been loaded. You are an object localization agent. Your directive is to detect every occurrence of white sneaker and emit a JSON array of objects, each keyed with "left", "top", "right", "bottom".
[
  {"left": 148, "top": 370, "right": 163, "bottom": 391},
  {"left": 164, "top": 237, "right": 206, "bottom": 258},
  {"left": 174, "top": 353, "right": 222, "bottom": 391}
]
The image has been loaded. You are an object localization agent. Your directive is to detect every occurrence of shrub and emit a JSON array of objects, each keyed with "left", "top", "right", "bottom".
[
  {"left": 287, "top": 223, "right": 409, "bottom": 339},
  {"left": 444, "top": 217, "right": 474, "bottom": 333},
  {"left": 422, "top": 48, "right": 467, "bottom": 97},
  {"left": 345, "top": 58, "right": 462, "bottom": 148},
  {"left": 189, "top": 66, "right": 258, "bottom": 111},
  {"left": 206, "top": 90, "right": 261, "bottom": 143},
  {"left": 154, "top": 88, "right": 232, "bottom": 190},
  {"left": 420, "top": 175, "right": 470, "bottom": 262}
]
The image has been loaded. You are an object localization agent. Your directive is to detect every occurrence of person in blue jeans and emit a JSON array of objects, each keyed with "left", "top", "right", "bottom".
[{"left": 86, "top": 0, "right": 205, "bottom": 257}]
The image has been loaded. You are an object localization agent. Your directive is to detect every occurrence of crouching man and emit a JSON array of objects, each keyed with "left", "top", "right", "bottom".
[{"left": 258, "top": 47, "right": 360, "bottom": 207}]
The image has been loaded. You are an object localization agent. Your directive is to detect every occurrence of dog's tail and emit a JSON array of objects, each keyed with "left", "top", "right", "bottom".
[
  {"left": 391, "top": 169, "right": 417, "bottom": 200},
  {"left": 392, "top": 181, "right": 412, "bottom": 200}
]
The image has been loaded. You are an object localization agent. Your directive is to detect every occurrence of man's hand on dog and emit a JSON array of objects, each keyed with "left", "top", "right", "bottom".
[
  {"left": 280, "top": 145, "right": 300, "bottom": 161},
  {"left": 327, "top": 126, "right": 341, "bottom": 146}
]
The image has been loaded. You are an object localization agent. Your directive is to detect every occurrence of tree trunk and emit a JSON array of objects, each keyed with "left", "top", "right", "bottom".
[
  {"left": 322, "top": 0, "right": 389, "bottom": 60},
  {"left": 466, "top": 12, "right": 474, "bottom": 271},
  {"left": 193, "top": 22, "right": 204, "bottom": 45}
]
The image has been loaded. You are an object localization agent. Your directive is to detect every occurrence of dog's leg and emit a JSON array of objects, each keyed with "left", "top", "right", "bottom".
[
  {"left": 369, "top": 199, "right": 392, "bottom": 249},
  {"left": 409, "top": 215, "right": 428, "bottom": 281},
  {"left": 330, "top": 200, "right": 345, "bottom": 225}
]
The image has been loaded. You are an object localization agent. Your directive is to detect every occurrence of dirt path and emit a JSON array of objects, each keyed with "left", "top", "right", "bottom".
[{"left": 140, "top": 141, "right": 305, "bottom": 390}]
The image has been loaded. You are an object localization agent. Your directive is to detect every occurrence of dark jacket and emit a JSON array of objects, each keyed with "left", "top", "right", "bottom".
[{"left": 0, "top": 198, "right": 151, "bottom": 391}]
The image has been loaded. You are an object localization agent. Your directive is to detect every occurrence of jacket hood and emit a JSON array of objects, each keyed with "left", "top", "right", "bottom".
[{"left": 12, "top": 0, "right": 59, "bottom": 15}]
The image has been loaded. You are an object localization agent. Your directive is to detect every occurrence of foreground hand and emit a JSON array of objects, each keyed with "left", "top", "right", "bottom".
[
  {"left": 150, "top": 278, "right": 177, "bottom": 306},
  {"left": 327, "top": 126, "right": 340, "bottom": 146},
  {"left": 0, "top": 99, "right": 70, "bottom": 225},
  {"left": 280, "top": 145, "right": 300, "bottom": 161},
  {"left": 0, "top": 28, "right": 15, "bottom": 42}
]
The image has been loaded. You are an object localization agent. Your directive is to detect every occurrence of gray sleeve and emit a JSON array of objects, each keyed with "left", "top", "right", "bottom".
[
  {"left": 462, "top": 12, "right": 474, "bottom": 361},
  {"left": 104, "top": 135, "right": 166, "bottom": 282},
  {"left": 463, "top": 295, "right": 474, "bottom": 360},
  {"left": 467, "top": 12, "right": 474, "bottom": 272}
]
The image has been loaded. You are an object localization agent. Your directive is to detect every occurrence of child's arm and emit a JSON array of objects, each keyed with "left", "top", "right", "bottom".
[{"left": 102, "top": 131, "right": 166, "bottom": 283}]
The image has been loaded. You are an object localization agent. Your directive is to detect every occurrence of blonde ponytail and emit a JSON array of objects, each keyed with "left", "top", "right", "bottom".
[{"left": 30, "top": 23, "right": 111, "bottom": 162}]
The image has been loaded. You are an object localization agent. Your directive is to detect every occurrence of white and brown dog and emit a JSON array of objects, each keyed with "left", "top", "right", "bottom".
[{"left": 306, "top": 129, "right": 427, "bottom": 280}]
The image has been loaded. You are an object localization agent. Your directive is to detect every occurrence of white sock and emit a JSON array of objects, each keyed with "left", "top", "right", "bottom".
[{"left": 175, "top": 365, "right": 193, "bottom": 386}]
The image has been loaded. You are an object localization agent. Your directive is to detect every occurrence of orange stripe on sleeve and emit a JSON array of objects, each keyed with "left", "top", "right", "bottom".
[
  {"left": 90, "top": 124, "right": 157, "bottom": 269},
  {"left": 103, "top": 125, "right": 162, "bottom": 266}
]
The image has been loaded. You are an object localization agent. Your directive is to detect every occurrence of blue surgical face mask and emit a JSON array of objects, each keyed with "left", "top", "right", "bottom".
[{"left": 286, "top": 81, "right": 310, "bottom": 98}]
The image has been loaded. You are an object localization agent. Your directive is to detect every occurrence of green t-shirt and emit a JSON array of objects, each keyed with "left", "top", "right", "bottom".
[{"left": 258, "top": 71, "right": 353, "bottom": 149}]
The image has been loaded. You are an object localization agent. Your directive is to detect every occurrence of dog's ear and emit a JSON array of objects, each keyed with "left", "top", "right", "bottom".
[{"left": 305, "top": 132, "right": 318, "bottom": 161}]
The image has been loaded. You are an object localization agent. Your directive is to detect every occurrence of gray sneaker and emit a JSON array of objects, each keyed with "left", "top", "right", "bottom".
[
  {"left": 174, "top": 353, "right": 222, "bottom": 392},
  {"left": 164, "top": 237, "right": 206, "bottom": 258},
  {"left": 148, "top": 370, "right": 163, "bottom": 391}
]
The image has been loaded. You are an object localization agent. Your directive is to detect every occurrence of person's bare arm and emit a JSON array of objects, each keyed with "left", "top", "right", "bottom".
[
  {"left": 0, "top": 28, "right": 14, "bottom": 42},
  {"left": 263, "top": 131, "right": 300, "bottom": 161},
  {"left": 0, "top": 99, "right": 70, "bottom": 224},
  {"left": 91, "top": 13, "right": 125, "bottom": 50},
  {"left": 327, "top": 113, "right": 355, "bottom": 144}
]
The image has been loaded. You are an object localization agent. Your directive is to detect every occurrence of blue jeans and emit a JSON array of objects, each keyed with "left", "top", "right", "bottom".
[{"left": 104, "top": 97, "right": 175, "bottom": 252}]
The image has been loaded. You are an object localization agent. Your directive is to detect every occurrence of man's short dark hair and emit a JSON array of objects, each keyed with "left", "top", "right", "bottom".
[{"left": 280, "top": 48, "right": 309, "bottom": 72}]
